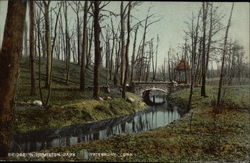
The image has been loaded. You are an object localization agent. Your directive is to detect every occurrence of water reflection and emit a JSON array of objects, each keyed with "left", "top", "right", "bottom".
[{"left": 11, "top": 102, "right": 184, "bottom": 153}]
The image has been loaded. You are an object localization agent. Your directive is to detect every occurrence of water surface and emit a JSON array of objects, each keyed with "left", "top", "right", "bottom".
[{"left": 11, "top": 99, "right": 185, "bottom": 153}]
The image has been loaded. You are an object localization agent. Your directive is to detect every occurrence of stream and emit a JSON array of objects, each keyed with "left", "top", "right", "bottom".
[{"left": 10, "top": 97, "right": 187, "bottom": 153}]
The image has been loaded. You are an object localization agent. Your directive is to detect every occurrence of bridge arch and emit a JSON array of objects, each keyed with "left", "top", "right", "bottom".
[
  {"left": 141, "top": 88, "right": 168, "bottom": 106},
  {"left": 130, "top": 81, "right": 173, "bottom": 96}
]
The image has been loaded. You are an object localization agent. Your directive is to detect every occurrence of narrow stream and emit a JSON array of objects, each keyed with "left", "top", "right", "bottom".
[{"left": 11, "top": 98, "right": 186, "bottom": 153}]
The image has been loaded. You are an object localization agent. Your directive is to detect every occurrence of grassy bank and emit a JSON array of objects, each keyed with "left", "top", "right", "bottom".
[
  {"left": 14, "top": 57, "right": 147, "bottom": 133},
  {"left": 20, "top": 85, "right": 249, "bottom": 162},
  {"left": 15, "top": 92, "right": 146, "bottom": 133}
]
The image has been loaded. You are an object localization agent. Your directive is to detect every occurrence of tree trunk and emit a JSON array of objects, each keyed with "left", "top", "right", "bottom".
[
  {"left": 86, "top": 21, "right": 94, "bottom": 69},
  {"left": 195, "top": 39, "right": 202, "bottom": 85},
  {"left": 205, "top": 3, "right": 213, "bottom": 74},
  {"left": 24, "top": 21, "right": 28, "bottom": 56},
  {"left": 140, "top": 20, "right": 147, "bottom": 82},
  {"left": 130, "top": 24, "right": 139, "bottom": 84},
  {"left": 80, "top": 1, "right": 88, "bottom": 91},
  {"left": 64, "top": 2, "right": 70, "bottom": 85},
  {"left": 93, "top": 1, "right": 101, "bottom": 99},
  {"left": 59, "top": 12, "right": 64, "bottom": 61},
  {"left": 77, "top": 15, "right": 81, "bottom": 65},
  {"left": 44, "top": 2, "right": 52, "bottom": 89},
  {"left": 29, "top": 0, "right": 36, "bottom": 95},
  {"left": 120, "top": 1, "right": 125, "bottom": 86},
  {"left": 217, "top": 3, "right": 234, "bottom": 106},
  {"left": 105, "top": 30, "right": 110, "bottom": 85},
  {"left": 122, "top": 2, "right": 131, "bottom": 99},
  {"left": 0, "top": 0, "right": 27, "bottom": 158},
  {"left": 188, "top": 11, "right": 200, "bottom": 109},
  {"left": 109, "top": 18, "right": 115, "bottom": 81},
  {"left": 153, "top": 35, "right": 159, "bottom": 80},
  {"left": 114, "top": 38, "right": 120, "bottom": 86},
  {"left": 168, "top": 49, "right": 172, "bottom": 81},
  {"left": 201, "top": 2, "right": 208, "bottom": 97}
]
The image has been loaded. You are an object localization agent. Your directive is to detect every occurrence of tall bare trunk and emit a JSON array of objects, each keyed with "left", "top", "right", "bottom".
[
  {"left": 201, "top": 2, "right": 208, "bottom": 96},
  {"left": 168, "top": 49, "right": 172, "bottom": 81},
  {"left": 80, "top": 1, "right": 88, "bottom": 91},
  {"left": 122, "top": 2, "right": 131, "bottom": 99},
  {"left": 188, "top": 12, "right": 200, "bottom": 110},
  {"left": 114, "top": 38, "right": 120, "bottom": 86},
  {"left": 77, "top": 15, "right": 81, "bottom": 65},
  {"left": 63, "top": 2, "right": 70, "bottom": 84},
  {"left": 93, "top": 1, "right": 101, "bottom": 99},
  {"left": 24, "top": 21, "right": 28, "bottom": 56},
  {"left": 205, "top": 3, "right": 213, "bottom": 74},
  {"left": 86, "top": 21, "right": 94, "bottom": 69},
  {"left": 217, "top": 3, "right": 234, "bottom": 106},
  {"left": 0, "top": 0, "right": 27, "bottom": 158},
  {"left": 109, "top": 18, "right": 115, "bottom": 81},
  {"left": 130, "top": 24, "right": 139, "bottom": 84},
  {"left": 120, "top": 2, "right": 125, "bottom": 86},
  {"left": 153, "top": 35, "right": 159, "bottom": 80},
  {"left": 44, "top": 2, "right": 52, "bottom": 89},
  {"left": 29, "top": 0, "right": 36, "bottom": 95}
]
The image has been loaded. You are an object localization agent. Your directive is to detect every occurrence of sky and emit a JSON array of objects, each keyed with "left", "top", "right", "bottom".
[{"left": 0, "top": 1, "right": 249, "bottom": 68}]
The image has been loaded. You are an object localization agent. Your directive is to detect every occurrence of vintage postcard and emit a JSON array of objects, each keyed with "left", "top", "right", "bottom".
[{"left": 0, "top": 0, "right": 249, "bottom": 162}]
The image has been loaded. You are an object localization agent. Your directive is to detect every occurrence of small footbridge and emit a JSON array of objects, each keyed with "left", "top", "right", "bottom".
[
  {"left": 128, "top": 81, "right": 189, "bottom": 105},
  {"left": 129, "top": 81, "right": 189, "bottom": 96}
]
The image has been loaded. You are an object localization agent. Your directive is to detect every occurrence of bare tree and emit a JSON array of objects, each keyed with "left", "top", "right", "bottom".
[
  {"left": 139, "top": 7, "right": 160, "bottom": 81},
  {"left": 120, "top": 1, "right": 125, "bottom": 86},
  {"left": 29, "top": 0, "right": 36, "bottom": 95},
  {"left": 188, "top": 11, "right": 201, "bottom": 110},
  {"left": 35, "top": 8, "right": 45, "bottom": 106},
  {"left": 217, "top": 3, "right": 234, "bottom": 106},
  {"left": 63, "top": 1, "right": 70, "bottom": 84},
  {"left": 201, "top": 2, "right": 208, "bottom": 97},
  {"left": 167, "top": 48, "right": 172, "bottom": 81},
  {"left": 130, "top": 24, "right": 139, "bottom": 83},
  {"left": 80, "top": 1, "right": 89, "bottom": 91},
  {"left": 69, "top": 1, "right": 82, "bottom": 65},
  {"left": 152, "top": 35, "right": 159, "bottom": 80},
  {"left": 86, "top": 21, "right": 94, "bottom": 69},
  {"left": 0, "top": 0, "right": 27, "bottom": 158},
  {"left": 43, "top": 1, "right": 52, "bottom": 89},
  {"left": 122, "top": 2, "right": 131, "bottom": 99},
  {"left": 92, "top": 1, "right": 110, "bottom": 98},
  {"left": 36, "top": 1, "right": 62, "bottom": 106},
  {"left": 109, "top": 17, "right": 116, "bottom": 81},
  {"left": 105, "top": 26, "right": 111, "bottom": 85},
  {"left": 24, "top": 21, "right": 28, "bottom": 56},
  {"left": 114, "top": 31, "right": 121, "bottom": 86}
]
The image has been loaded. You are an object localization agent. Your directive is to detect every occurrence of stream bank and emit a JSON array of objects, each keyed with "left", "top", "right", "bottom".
[
  {"left": 13, "top": 85, "right": 249, "bottom": 162},
  {"left": 11, "top": 100, "right": 186, "bottom": 153},
  {"left": 15, "top": 92, "right": 146, "bottom": 133}
]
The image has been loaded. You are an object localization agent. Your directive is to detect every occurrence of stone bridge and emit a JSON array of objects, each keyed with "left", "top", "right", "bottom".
[{"left": 129, "top": 81, "right": 189, "bottom": 96}]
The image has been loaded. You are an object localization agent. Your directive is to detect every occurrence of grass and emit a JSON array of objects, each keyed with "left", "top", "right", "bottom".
[
  {"left": 19, "top": 56, "right": 110, "bottom": 87},
  {"left": 14, "top": 57, "right": 147, "bottom": 133},
  {"left": 206, "top": 77, "right": 250, "bottom": 85},
  {"left": 12, "top": 57, "right": 250, "bottom": 161},
  {"left": 16, "top": 85, "right": 249, "bottom": 162},
  {"left": 15, "top": 94, "right": 146, "bottom": 133}
]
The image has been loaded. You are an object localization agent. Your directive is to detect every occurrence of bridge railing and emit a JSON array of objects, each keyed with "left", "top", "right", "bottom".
[{"left": 131, "top": 81, "right": 172, "bottom": 85}]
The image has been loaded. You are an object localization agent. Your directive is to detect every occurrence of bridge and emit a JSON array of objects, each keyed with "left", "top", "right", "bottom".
[{"left": 129, "top": 81, "right": 189, "bottom": 96}]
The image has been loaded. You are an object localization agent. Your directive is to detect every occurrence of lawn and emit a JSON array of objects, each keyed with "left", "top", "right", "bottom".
[{"left": 19, "top": 85, "right": 249, "bottom": 162}]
